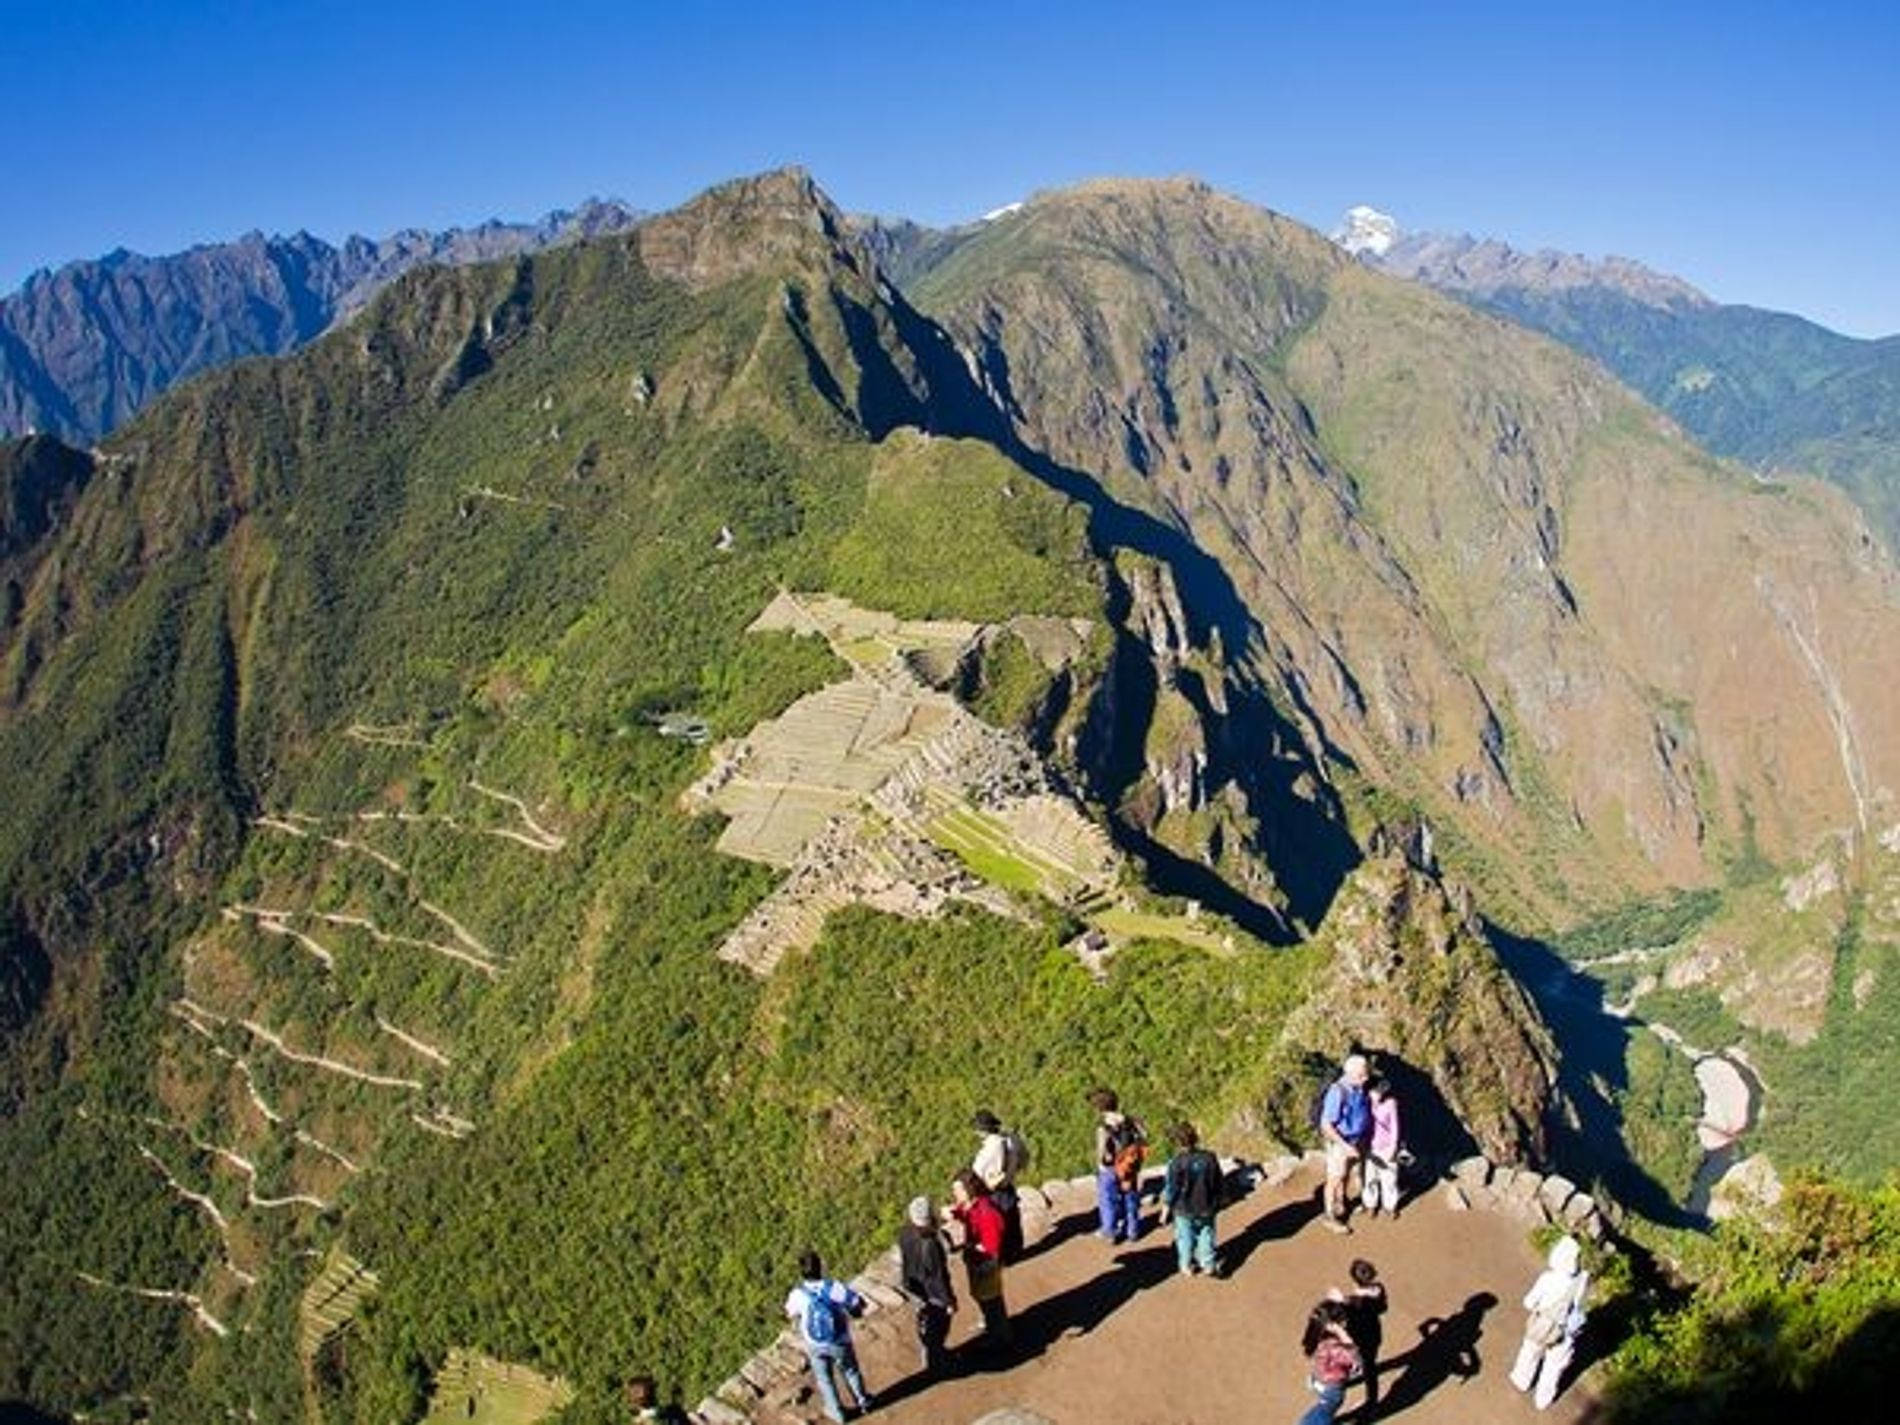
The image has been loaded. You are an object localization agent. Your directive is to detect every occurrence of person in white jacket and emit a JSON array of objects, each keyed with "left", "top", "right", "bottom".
[{"left": 1509, "top": 1234, "right": 1589, "bottom": 1410}]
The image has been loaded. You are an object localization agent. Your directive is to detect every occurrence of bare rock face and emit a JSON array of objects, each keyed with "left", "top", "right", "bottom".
[
  {"left": 1285, "top": 846, "right": 1562, "bottom": 1166},
  {"left": 912, "top": 177, "right": 1900, "bottom": 929}
]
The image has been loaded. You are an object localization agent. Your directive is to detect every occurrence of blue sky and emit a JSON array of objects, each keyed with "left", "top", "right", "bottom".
[{"left": 5, "top": 0, "right": 1898, "bottom": 334}]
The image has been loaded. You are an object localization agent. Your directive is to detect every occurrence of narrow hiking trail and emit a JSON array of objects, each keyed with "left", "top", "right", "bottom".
[{"left": 754, "top": 1163, "right": 1595, "bottom": 1425}]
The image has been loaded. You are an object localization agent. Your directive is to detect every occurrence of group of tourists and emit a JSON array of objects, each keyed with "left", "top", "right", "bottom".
[{"left": 777, "top": 1055, "right": 1590, "bottom": 1424}]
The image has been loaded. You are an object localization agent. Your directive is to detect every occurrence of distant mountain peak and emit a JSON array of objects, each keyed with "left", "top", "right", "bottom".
[
  {"left": 1332, "top": 204, "right": 1401, "bottom": 258},
  {"left": 1377, "top": 230, "right": 1711, "bottom": 309}
]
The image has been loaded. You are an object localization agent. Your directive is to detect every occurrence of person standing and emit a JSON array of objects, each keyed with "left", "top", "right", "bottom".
[
  {"left": 971, "top": 1109, "right": 1027, "bottom": 1261},
  {"left": 1319, "top": 1054, "right": 1372, "bottom": 1234},
  {"left": 1510, "top": 1234, "right": 1590, "bottom": 1411},
  {"left": 896, "top": 1195, "right": 957, "bottom": 1375},
  {"left": 784, "top": 1250, "right": 873, "bottom": 1424},
  {"left": 1297, "top": 1298, "right": 1363, "bottom": 1425},
  {"left": 1361, "top": 1076, "right": 1404, "bottom": 1219},
  {"left": 1088, "top": 1087, "right": 1147, "bottom": 1244},
  {"left": 1161, "top": 1121, "right": 1223, "bottom": 1277},
  {"left": 1337, "top": 1259, "right": 1387, "bottom": 1415},
  {"left": 950, "top": 1170, "right": 1012, "bottom": 1352}
]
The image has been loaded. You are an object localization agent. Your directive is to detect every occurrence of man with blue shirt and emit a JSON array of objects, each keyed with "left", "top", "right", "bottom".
[{"left": 1320, "top": 1053, "right": 1372, "bottom": 1234}]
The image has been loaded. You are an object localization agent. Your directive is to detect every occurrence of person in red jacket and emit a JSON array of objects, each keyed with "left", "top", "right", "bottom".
[{"left": 950, "top": 1169, "right": 1013, "bottom": 1352}]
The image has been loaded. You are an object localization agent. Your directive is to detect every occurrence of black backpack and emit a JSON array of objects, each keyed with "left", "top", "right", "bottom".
[{"left": 1175, "top": 1149, "right": 1222, "bottom": 1217}]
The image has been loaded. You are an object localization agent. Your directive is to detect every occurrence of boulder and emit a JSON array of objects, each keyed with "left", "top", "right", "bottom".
[
  {"left": 714, "top": 1372, "right": 760, "bottom": 1405},
  {"left": 1450, "top": 1156, "right": 1493, "bottom": 1193},
  {"left": 693, "top": 1399, "right": 750, "bottom": 1425},
  {"left": 1538, "top": 1174, "right": 1578, "bottom": 1221},
  {"left": 1562, "top": 1192, "right": 1599, "bottom": 1231},
  {"left": 737, "top": 1353, "right": 780, "bottom": 1392}
]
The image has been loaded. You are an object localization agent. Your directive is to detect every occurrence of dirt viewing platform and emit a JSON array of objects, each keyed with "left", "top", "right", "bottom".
[{"left": 728, "top": 1160, "right": 1599, "bottom": 1425}]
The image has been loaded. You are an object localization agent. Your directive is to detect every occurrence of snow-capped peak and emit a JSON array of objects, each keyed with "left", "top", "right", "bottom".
[
  {"left": 981, "top": 201, "right": 1024, "bottom": 223},
  {"left": 1332, "top": 205, "right": 1400, "bottom": 258}
]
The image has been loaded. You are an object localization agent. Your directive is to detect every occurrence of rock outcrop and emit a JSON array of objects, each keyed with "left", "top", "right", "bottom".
[{"left": 1286, "top": 845, "right": 1562, "bottom": 1166}]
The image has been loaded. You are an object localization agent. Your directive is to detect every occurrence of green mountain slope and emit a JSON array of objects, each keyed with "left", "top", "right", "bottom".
[
  {"left": 2, "top": 170, "right": 1554, "bottom": 1422},
  {"left": 7, "top": 168, "right": 1900, "bottom": 1423},
  {"left": 1367, "top": 237, "right": 1900, "bottom": 555}
]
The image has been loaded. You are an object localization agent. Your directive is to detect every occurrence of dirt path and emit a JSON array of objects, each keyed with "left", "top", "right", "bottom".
[{"left": 778, "top": 1164, "right": 1596, "bottom": 1425}]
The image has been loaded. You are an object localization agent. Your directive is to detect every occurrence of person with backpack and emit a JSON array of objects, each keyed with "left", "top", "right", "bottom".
[
  {"left": 1160, "top": 1121, "right": 1224, "bottom": 1276},
  {"left": 783, "top": 1250, "right": 873, "bottom": 1423},
  {"left": 1089, "top": 1086, "right": 1147, "bottom": 1244},
  {"left": 971, "top": 1109, "right": 1029, "bottom": 1261},
  {"left": 1297, "top": 1297, "right": 1363, "bottom": 1425},
  {"left": 1318, "top": 1054, "right": 1372, "bottom": 1234},
  {"left": 1334, "top": 1258, "right": 1388, "bottom": 1414},
  {"left": 896, "top": 1195, "right": 957, "bottom": 1375},
  {"left": 949, "top": 1169, "right": 1013, "bottom": 1352},
  {"left": 1361, "top": 1075, "right": 1404, "bottom": 1219},
  {"left": 1510, "top": 1234, "right": 1590, "bottom": 1411}
]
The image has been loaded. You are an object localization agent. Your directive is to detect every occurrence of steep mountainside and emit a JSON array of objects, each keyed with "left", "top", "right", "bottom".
[
  {"left": 8, "top": 168, "right": 1900, "bottom": 1423},
  {"left": 0, "top": 201, "right": 640, "bottom": 444},
  {"left": 0, "top": 169, "right": 1562, "bottom": 1422},
  {"left": 912, "top": 180, "right": 1900, "bottom": 923},
  {"left": 1369, "top": 230, "right": 1900, "bottom": 552}
]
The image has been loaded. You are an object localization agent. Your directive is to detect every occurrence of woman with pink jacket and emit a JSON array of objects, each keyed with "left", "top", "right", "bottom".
[{"left": 1360, "top": 1076, "right": 1404, "bottom": 1218}]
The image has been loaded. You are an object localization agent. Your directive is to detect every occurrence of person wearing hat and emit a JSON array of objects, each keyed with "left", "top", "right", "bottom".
[
  {"left": 970, "top": 1108, "right": 1027, "bottom": 1261},
  {"left": 896, "top": 1194, "right": 957, "bottom": 1374}
]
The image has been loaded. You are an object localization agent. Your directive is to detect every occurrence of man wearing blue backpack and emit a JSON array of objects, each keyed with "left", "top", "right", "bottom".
[
  {"left": 784, "top": 1249, "right": 874, "bottom": 1422},
  {"left": 1319, "top": 1053, "right": 1373, "bottom": 1234}
]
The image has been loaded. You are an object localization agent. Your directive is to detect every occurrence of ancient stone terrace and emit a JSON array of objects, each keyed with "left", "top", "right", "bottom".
[{"left": 685, "top": 592, "right": 1121, "bottom": 974}]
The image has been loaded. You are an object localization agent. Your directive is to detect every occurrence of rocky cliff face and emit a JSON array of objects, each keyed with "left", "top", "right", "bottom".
[
  {"left": 1286, "top": 844, "right": 1562, "bottom": 1165},
  {"left": 911, "top": 180, "right": 1900, "bottom": 927},
  {"left": 0, "top": 201, "right": 640, "bottom": 444}
]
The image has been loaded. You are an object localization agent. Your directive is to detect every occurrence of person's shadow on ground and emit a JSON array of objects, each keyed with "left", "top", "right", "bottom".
[
  {"left": 868, "top": 1234, "right": 1180, "bottom": 1407},
  {"left": 1362, "top": 1291, "right": 1498, "bottom": 1419},
  {"left": 1217, "top": 1188, "right": 1322, "bottom": 1274}
]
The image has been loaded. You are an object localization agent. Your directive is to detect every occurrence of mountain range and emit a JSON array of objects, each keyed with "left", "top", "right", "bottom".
[
  {"left": 4, "top": 170, "right": 1898, "bottom": 1421},
  {"left": 1343, "top": 209, "right": 1900, "bottom": 552},
  {"left": 0, "top": 200, "right": 641, "bottom": 445}
]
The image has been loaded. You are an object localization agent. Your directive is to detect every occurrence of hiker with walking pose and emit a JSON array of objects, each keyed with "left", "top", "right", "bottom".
[
  {"left": 971, "top": 1108, "right": 1029, "bottom": 1261},
  {"left": 1319, "top": 1053, "right": 1372, "bottom": 1234},
  {"left": 1361, "top": 1076, "right": 1404, "bottom": 1219},
  {"left": 1089, "top": 1086, "right": 1147, "bottom": 1243},
  {"left": 784, "top": 1250, "right": 874, "bottom": 1423},
  {"left": 1510, "top": 1234, "right": 1590, "bottom": 1410},
  {"left": 1297, "top": 1297, "right": 1364, "bottom": 1425},
  {"left": 950, "top": 1169, "right": 1013, "bottom": 1351},
  {"left": 896, "top": 1195, "right": 957, "bottom": 1375},
  {"left": 1160, "top": 1121, "right": 1224, "bottom": 1276}
]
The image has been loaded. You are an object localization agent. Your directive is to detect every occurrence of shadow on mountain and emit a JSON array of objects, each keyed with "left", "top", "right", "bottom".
[
  {"left": 860, "top": 284, "right": 1363, "bottom": 936},
  {"left": 1376, "top": 1051, "right": 1480, "bottom": 1171},
  {"left": 1487, "top": 924, "right": 1704, "bottom": 1230}
]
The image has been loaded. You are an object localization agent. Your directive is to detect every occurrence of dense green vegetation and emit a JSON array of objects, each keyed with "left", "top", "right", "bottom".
[
  {"left": 1750, "top": 909, "right": 1900, "bottom": 1181},
  {"left": 1604, "top": 1177, "right": 1900, "bottom": 1422},
  {"left": 1553, "top": 889, "right": 1724, "bottom": 962},
  {"left": 0, "top": 187, "right": 1330, "bottom": 1422}
]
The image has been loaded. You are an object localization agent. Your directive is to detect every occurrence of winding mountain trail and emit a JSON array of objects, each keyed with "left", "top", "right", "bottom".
[
  {"left": 223, "top": 904, "right": 337, "bottom": 970},
  {"left": 748, "top": 1162, "right": 1595, "bottom": 1425},
  {"left": 315, "top": 911, "right": 501, "bottom": 978},
  {"left": 75, "top": 1273, "right": 229, "bottom": 1337},
  {"left": 346, "top": 722, "right": 432, "bottom": 749}
]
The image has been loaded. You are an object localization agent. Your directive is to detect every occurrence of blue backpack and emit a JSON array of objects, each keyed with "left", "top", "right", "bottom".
[{"left": 803, "top": 1281, "right": 847, "bottom": 1344}]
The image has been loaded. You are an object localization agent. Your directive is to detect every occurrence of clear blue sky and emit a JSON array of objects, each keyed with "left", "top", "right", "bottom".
[{"left": 6, "top": 0, "right": 1898, "bottom": 335}]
